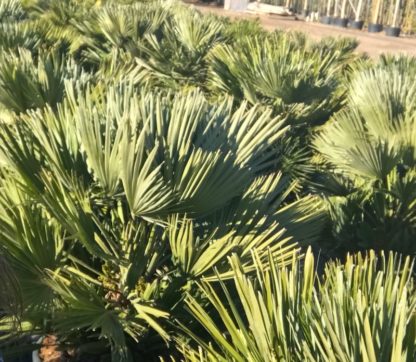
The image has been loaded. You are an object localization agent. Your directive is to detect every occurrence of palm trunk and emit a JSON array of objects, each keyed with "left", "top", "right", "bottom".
[
  {"left": 371, "top": 0, "right": 382, "bottom": 24},
  {"left": 392, "top": 0, "right": 401, "bottom": 27},
  {"left": 334, "top": 0, "right": 339, "bottom": 17},
  {"left": 355, "top": 0, "right": 363, "bottom": 21},
  {"left": 340, "top": 0, "right": 347, "bottom": 18},
  {"left": 326, "top": 0, "right": 333, "bottom": 16}
]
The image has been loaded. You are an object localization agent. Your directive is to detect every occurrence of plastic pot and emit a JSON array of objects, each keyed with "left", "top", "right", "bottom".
[
  {"left": 320, "top": 16, "right": 332, "bottom": 24},
  {"left": 385, "top": 26, "right": 401, "bottom": 37},
  {"left": 350, "top": 20, "right": 364, "bottom": 30},
  {"left": 368, "top": 23, "right": 383, "bottom": 32},
  {"left": 335, "top": 18, "right": 349, "bottom": 27}
]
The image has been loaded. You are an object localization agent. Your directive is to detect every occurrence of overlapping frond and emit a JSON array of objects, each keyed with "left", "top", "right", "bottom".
[
  {"left": 180, "top": 250, "right": 416, "bottom": 362},
  {"left": 0, "top": 81, "right": 306, "bottom": 359},
  {"left": 208, "top": 34, "right": 342, "bottom": 126},
  {"left": 0, "top": 1, "right": 414, "bottom": 361},
  {"left": 314, "top": 63, "right": 416, "bottom": 253},
  {"left": 0, "top": 0, "right": 26, "bottom": 22},
  {"left": 0, "top": 48, "right": 86, "bottom": 114}
]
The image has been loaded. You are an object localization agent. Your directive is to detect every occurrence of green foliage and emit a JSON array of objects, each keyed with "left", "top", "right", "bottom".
[
  {"left": 0, "top": 81, "right": 324, "bottom": 359},
  {"left": 135, "top": 7, "right": 224, "bottom": 89},
  {"left": 221, "top": 17, "right": 268, "bottom": 41},
  {"left": 180, "top": 249, "right": 416, "bottom": 362},
  {"left": 208, "top": 32, "right": 352, "bottom": 126},
  {"left": 0, "top": 0, "right": 26, "bottom": 22},
  {"left": 314, "top": 61, "right": 416, "bottom": 254},
  {"left": 0, "top": 48, "right": 86, "bottom": 114},
  {"left": 0, "top": 21, "right": 42, "bottom": 52},
  {"left": 0, "top": 1, "right": 414, "bottom": 361}
]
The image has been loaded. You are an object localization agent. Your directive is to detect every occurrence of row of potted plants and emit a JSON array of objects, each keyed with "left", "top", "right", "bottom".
[{"left": 300, "top": 0, "right": 415, "bottom": 37}]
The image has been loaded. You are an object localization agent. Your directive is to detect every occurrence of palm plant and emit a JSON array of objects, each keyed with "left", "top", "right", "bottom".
[
  {"left": 64, "top": 1, "right": 171, "bottom": 70},
  {"left": 378, "top": 53, "right": 416, "bottom": 72},
  {"left": 0, "top": 20, "right": 43, "bottom": 53},
  {"left": 0, "top": 82, "right": 325, "bottom": 360},
  {"left": 207, "top": 33, "right": 349, "bottom": 127},
  {"left": 134, "top": 6, "right": 224, "bottom": 90},
  {"left": 220, "top": 17, "right": 268, "bottom": 42},
  {"left": 179, "top": 249, "right": 416, "bottom": 361},
  {"left": 0, "top": 0, "right": 74, "bottom": 56},
  {"left": 0, "top": 48, "right": 87, "bottom": 114},
  {"left": 0, "top": 0, "right": 26, "bottom": 22},
  {"left": 314, "top": 60, "right": 416, "bottom": 254},
  {"left": 0, "top": 2, "right": 415, "bottom": 361},
  {"left": 208, "top": 32, "right": 360, "bottom": 193}
]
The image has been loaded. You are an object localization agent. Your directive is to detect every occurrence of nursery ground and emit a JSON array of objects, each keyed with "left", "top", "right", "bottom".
[{"left": 194, "top": 4, "right": 416, "bottom": 58}]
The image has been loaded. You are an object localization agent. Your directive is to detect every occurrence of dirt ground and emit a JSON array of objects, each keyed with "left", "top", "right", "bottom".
[{"left": 194, "top": 4, "right": 416, "bottom": 58}]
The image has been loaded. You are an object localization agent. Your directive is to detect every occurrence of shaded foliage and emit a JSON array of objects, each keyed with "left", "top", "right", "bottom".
[{"left": 0, "top": 1, "right": 414, "bottom": 361}]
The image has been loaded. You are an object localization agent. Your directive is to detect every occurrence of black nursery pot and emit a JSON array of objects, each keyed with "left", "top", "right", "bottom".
[
  {"left": 385, "top": 26, "right": 401, "bottom": 37},
  {"left": 350, "top": 20, "right": 364, "bottom": 30},
  {"left": 320, "top": 15, "right": 332, "bottom": 24},
  {"left": 336, "top": 18, "right": 349, "bottom": 27},
  {"left": 368, "top": 23, "right": 383, "bottom": 32}
]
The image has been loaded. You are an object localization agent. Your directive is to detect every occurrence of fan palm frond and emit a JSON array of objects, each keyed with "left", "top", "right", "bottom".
[
  {"left": 0, "top": 0, "right": 26, "bottom": 22},
  {"left": 208, "top": 33, "right": 341, "bottom": 126},
  {"left": 0, "top": 80, "right": 307, "bottom": 358},
  {"left": 314, "top": 64, "right": 416, "bottom": 253},
  {"left": 0, "top": 48, "right": 86, "bottom": 114},
  {"left": 0, "top": 21, "right": 42, "bottom": 52},
  {"left": 135, "top": 7, "right": 224, "bottom": 89},
  {"left": 180, "top": 249, "right": 416, "bottom": 361}
]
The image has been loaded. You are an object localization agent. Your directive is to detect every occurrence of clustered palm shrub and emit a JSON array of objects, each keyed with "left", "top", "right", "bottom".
[
  {"left": 0, "top": 0, "right": 414, "bottom": 361},
  {"left": 208, "top": 34, "right": 340, "bottom": 125},
  {"left": 0, "top": 83, "right": 325, "bottom": 359},
  {"left": 314, "top": 56, "right": 416, "bottom": 255},
  {"left": 180, "top": 249, "right": 416, "bottom": 361}
]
